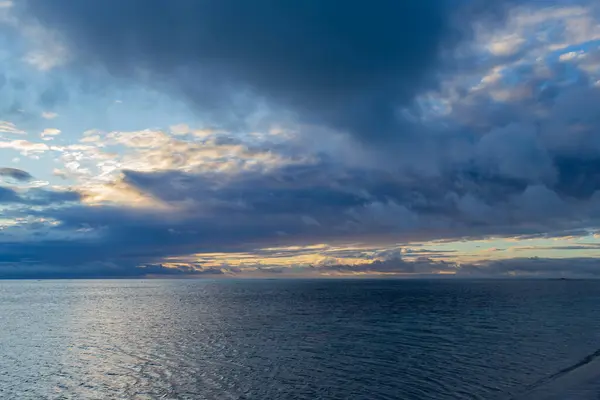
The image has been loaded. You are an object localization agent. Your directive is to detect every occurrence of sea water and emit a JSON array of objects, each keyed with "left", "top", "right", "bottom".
[{"left": 1, "top": 279, "right": 600, "bottom": 399}]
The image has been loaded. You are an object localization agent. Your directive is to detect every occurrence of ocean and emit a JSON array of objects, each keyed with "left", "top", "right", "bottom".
[{"left": 1, "top": 279, "right": 600, "bottom": 399}]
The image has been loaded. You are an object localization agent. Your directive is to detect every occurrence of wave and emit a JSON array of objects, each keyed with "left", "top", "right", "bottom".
[{"left": 512, "top": 347, "right": 600, "bottom": 399}]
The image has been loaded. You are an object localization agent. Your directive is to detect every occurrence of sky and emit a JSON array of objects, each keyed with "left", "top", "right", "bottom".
[{"left": 2, "top": 0, "right": 600, "bottom": 278}]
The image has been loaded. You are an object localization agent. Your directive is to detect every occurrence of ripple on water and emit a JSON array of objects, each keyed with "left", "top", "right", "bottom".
[{"left": 2, "top": 280, "right": 600, "bottom": 399}]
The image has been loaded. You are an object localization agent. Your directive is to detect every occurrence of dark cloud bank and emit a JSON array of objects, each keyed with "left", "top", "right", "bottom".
[
  {"left": 20, "top": 0, "right": 517, "bottom": 140},
  {"left": 4, "top": 0, "right": 600, "bottom": 277}
]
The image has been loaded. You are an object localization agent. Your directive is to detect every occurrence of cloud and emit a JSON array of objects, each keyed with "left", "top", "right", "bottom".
[
  {"left": 0, "top": 186, "right": 80, "bottom": 205},
  {"left": 0, "top": 153, "right": 596, "bottom": 276},
  {"left": 3, "top": 0, "right": 600, "bottom": 279},
  {"left": 41, "top": 111, "right": 58, "bottom": 119},
  {"left": 5, "top": 79, "right": 600, "bottom": 276},
  {"left": 25, "top": 187, "right": 81, "bottom": 206},
  {"left": 0, "top": 186, "right": 21, "bottom": 203},
  {"left": 0, "top": 139, "right": 49, "bottom": 154},
  {"left": 18, "top": 0, "right": 521, "bottom": 143},
  {"left": 0, "top": 167, "right": 32, "bottom": 181},
  {"left": 316, "top": 257, "right": 458, "bottom": 276},
  {"left": 40, "top": 127, "right": 60, "bottom": 139},
  {"left": 0, "top": 260, "right": 211, "bottom": 279},
  {"left": 227, "top": 257, "right": 600, "bottom": 278},
  {"left": 459, "top": 258, "right": 600, "bottom": 278},
  {"left": 23, "top": 47, "right": 67, "bottom": 71},
  {"left": 487, "top": 34, "right": 525, "bottom": 56},
  {"left": 0, "top": 120, "right": 25, "bottom": 134}
]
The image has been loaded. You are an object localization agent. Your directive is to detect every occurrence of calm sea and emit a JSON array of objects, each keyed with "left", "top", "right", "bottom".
[{"left": 1, "top": 279, "right": 600, "bottom": 399}]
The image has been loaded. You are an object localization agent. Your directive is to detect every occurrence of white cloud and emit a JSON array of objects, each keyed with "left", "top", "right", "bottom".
[
  {"left": 487, "top": 34, "right": 526, "bottom": 56},
  {"left": 21, "top": 26, "right": 69, "bottom": 71},
  {"left": 170, "top": 123, "right": 190, "bottom": 135},
  {"left": 473, "top": 4, "right": 600, "bottom": 64},
  {"left": 34, "top": 125, "right": 317, "bottom": 210},
  {"left": 559, "top": 51, "right": 586, "bottom": 61},
  {"left": 41, "top": 128, "right": 61, "bottom": 140},
  {"left": 80, "top": 135, "right": 102, "bottom": 144},
  {"left": 41, "top": 112, "right": 58, "bottom": 119},
  {"left": 0, "top": 140, "right": 49, "bottom": 154},
  {"left": 11, "top": 18, "right": 71, "bottom": 71},
  {"left": 431, "top": 2, "right": 600, "bottom": 127},
  {"left": 0, "top": 121, "right": 25, "bottom": 135},
  {"left": 107, "top": 129, "right": 171, "bottom": 148},
  {"left": 23, "top": 49, "right": 68, "bottom": 71}
]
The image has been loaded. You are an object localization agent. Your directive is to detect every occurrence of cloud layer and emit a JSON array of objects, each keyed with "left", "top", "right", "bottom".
[
  {"left": 1, "top": 0, "right": 600, "bottom": 277},
  {"left": 20, "top": 0, "right": 522, "bottom": 141}
]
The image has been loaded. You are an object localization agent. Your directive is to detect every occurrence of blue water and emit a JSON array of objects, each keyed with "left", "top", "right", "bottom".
[{"left": 2, "top": 279, "right": 600, "bottom": 399}]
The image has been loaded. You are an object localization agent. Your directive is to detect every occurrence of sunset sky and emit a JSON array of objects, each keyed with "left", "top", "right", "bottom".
[{"left": 2, "top": 0, "right": 600, "bottom": 278}]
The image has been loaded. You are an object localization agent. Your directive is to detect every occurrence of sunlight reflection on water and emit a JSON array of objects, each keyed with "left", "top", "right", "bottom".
[{"left": 2, "top": 279, "right": 600, "bottom": 399}]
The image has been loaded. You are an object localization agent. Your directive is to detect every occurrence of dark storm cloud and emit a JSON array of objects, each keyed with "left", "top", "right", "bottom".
[
  {"left": 3, "top": 155, "right": 597, "bottom": 278},
  {"left": 450, "top": 70, "right": 600, "bottom": 203},
  {"left": 0, "top": 167, "right": 32, "bottom": 182},
  {"left": 7, "top": 73, "right": 600, "bottom": 276},
  {"left": 20, "top": 0, "right": 519, "bottom": 140},
  {"left": 6, "top": 0, "right": 600, "bottom": 279}
]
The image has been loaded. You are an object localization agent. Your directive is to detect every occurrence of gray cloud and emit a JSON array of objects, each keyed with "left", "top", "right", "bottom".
[
  {"left": 460, "top": 258, "right": 600, "bottom": 279},
  {"left": 0, "top": 186, "right": 81, "bottom": 205},
  {"left": 0, "top": 259, "right": 214, "bottom": 279},
  {"left": 317, "top": 257, "right": 458, "bottom": 275},
  {"left": 0, "top": 167, "right": 33, "bottom": 182},
  {"left": 25, "top": 188, "right": 82, "bottom": 206},
  {"left": 5, "top": 87, "right": 600, "bottom": 276},
  {"left": 19, "top": 0, "right": 522, "bottom": 142},
  {"left": 0, "top": 155, "right": 596, "bottom": 276},
  {"left": 4, "top": 0, "right": 600, "bottom": 278},
  {"left": 289, "top": 257, "right": 600, "bottom": 278},
  {"left": 0, "top": 186, "right": 22, "bottom": 203}
]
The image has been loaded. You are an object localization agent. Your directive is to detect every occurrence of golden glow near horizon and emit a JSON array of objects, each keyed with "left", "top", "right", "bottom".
[{"left": 150, "top": 231, "right": 600, "bottom": 277}]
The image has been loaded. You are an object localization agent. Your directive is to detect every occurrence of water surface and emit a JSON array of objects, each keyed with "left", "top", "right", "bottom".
[{"left": 1, "top": 279, "right": 600, "bottom": 399}]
